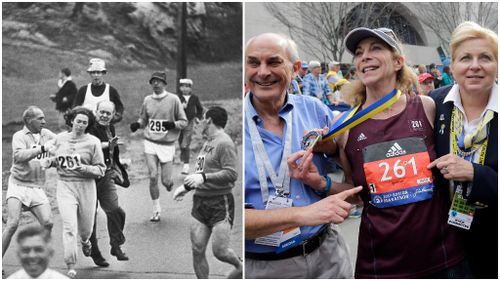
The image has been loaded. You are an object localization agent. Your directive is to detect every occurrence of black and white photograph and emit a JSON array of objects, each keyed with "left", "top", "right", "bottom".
[{"left": 2, "top": 2, "right": 242, "bottom": 279}]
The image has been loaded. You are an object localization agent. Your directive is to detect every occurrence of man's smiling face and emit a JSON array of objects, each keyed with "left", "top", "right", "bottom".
[{"left": 245, "top": 34, "right": 294, "bottom": 102}]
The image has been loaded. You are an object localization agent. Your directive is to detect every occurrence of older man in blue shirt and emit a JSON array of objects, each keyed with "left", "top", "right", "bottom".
[
  {"left": 302, "top": 60, "right": 334, "bottom": 105},
  {"left": 244, "top": 33, "right": 361, "bottom": 279}
]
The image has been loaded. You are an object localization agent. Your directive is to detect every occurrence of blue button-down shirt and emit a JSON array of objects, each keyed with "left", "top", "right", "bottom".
[
  {"left": 245, "top": 92, "right": 335, "bottom": 253},
  {"left": 302, "top": 73, "right": 331, "bottom": 105}
]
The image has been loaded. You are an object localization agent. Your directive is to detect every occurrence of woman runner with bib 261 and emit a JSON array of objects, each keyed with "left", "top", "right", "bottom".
[
  {"left": 287, "top": 27, "right": 470, "bottom": 278},
  {"left": 41, "top": 106, "right": 105, "bottom": 278}
]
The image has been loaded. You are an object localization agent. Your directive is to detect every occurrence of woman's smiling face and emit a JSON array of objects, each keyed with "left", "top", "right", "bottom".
[{"left": 354, "top": 37, "right": 401, "bottom": 88}]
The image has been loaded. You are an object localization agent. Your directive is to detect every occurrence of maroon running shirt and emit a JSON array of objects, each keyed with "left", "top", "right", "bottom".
[{"left": 344, "top": 95, "right": 465, "bottom": 278}]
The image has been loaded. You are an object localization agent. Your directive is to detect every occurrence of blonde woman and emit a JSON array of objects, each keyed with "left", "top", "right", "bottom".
[{"left": 429, "top": 21, "right": 498, "bottom": 278}]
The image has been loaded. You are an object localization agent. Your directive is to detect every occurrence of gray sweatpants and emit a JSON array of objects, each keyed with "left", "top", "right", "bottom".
[
  {"left": 245, "top": 224, "right": 353, "bottom": 279},
  {"left": 56, "top": 179, "right": 97, "bottom": 265}
]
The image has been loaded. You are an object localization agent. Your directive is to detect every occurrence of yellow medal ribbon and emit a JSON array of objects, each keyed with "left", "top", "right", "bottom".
[{"left": 322, "top": 89, "right": 402, "bottom": 141}]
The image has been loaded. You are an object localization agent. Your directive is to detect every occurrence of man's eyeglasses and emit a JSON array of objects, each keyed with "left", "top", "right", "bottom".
[
  {"left": 89, "top": 71, "right": 105, "bottom": 75},
  {"left": 180, "top": 84, "right": 191, "bottom": 87}
]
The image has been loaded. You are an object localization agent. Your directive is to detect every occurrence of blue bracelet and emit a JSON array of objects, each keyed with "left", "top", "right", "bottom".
[{"left": 317, "top": 175, "right": 332, "bottom": 197}]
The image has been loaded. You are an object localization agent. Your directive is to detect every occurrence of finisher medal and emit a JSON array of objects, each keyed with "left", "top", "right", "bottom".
[{"left": 301, "top": 130, "right": 322, "bottom": 150}]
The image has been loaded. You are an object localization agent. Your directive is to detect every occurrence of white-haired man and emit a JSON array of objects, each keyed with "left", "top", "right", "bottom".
[
  {"left": 3, "top": 106, "right": 56, "bottom": 262},
  {"left": 244, "top": 32, "right": 360, "bottom": 278},
  {"left": 88, "top": 100, "right": 129, "bottom": 265},
  {"left": 302, "top": 60, "right": 334, "bottom": 105}
]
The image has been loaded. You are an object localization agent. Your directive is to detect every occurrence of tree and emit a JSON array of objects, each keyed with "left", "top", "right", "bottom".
[
  {"left": 412, "top": 2, "right": 498, "bottom": 50},
  {"left": 265, "top": 3, "right": 398, "bottom": 62},
  {"left": 70, "top": 3, "right": 84, "bottom": 19}
]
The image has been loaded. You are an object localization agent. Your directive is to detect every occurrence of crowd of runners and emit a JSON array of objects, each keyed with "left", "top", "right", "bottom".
[{"left": 3, "top": 58, "right": 242, "bottom": 279}]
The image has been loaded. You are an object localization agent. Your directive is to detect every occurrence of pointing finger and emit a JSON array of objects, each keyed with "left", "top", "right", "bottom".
[{"left": 335, "top": 186, "right": 363, "bottom": 201}]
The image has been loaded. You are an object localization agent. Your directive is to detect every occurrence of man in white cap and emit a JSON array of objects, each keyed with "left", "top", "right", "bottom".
[
  {"left": 130, "top": 72, "right": 187, "bottom": 222},
  {"left": 178, "top": 78, "right": 204, "bottom": 175},
  {"left": 73, "top": 58, "right": 124, "bottom": 123}
]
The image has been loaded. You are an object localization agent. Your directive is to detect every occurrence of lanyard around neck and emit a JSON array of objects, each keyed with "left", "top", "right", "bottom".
[{"left": 246, "top": 97, "right": 292, "bottom": 203}]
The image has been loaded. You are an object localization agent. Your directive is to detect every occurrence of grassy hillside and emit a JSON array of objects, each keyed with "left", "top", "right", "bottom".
[
  {"left": 2, "top": 3, "right": 242, "bottom": 65},
  {"left": 2, "top": 45, "right": 243, "bottom": 177}
]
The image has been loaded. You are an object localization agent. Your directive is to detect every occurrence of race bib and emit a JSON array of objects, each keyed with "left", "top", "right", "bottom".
[
  {"left": 57, "top": 154, "right": 82, "bottom": 170},
  {"left": 194, "top": 155, "right": 205, "bottom": 173},
  {"left": 32, "top": 145, "right": 49, "bottom": 161},
  {"left": 148, "top": 119, "right": 169, "bottom": 133},
  {"left": 363, "top": 137, "right": 434, "bottom": 208}
]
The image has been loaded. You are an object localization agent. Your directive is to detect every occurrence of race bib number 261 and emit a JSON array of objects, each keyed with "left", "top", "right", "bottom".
[
  {"left": 363, "top": 137, "right": 434, "bottom": 208},
  {"left": 57, "top": 154, "right": 82, "bottom": 170}
]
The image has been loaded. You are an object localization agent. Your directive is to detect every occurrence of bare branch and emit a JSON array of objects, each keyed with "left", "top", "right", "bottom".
[{"left": 413, "top": 2, "right": 498, "bottom": 48}]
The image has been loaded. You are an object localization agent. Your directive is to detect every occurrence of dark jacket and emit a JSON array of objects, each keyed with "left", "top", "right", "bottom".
[
  {"left": 178, "top": 94, "right": 203, "bottom": 121},
  {"left": 88, "top": 122, "right": 129, "bottom": 187},
  {"left": 430, "top": 86, "right": 498, "bottom": 278},
  {"left": 54, "top": 80, "right": 77, "bottom": 112}
]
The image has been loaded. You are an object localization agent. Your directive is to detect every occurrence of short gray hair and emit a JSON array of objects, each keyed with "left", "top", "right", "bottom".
[
  {"left": 308, "top": 60, "right": 321, "bottom": 70},
  {"left": 245, "top": 33, "right": 300, "bottom": 63},
  {"left": 22, "top": 106, "right": 42, "bottom": 125},
  {"left": 96, "top": 100, "right": 116, "bottom": 113}
]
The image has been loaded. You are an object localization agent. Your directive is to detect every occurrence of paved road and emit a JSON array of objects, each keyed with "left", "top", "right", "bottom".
[
  {"left": 2, "top": 138, "right": 243, "bottom": 279},
  {"left": 2, "top": 134, "right": 363, "bottom": 278}
]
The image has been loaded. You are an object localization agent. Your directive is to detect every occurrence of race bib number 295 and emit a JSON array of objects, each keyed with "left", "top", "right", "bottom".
[
  {"left": 363, "top": 137, "right": 434, "bottom": 208},
  {"left": 149, "top": 119, "right": 168, "bottom": 133}
]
